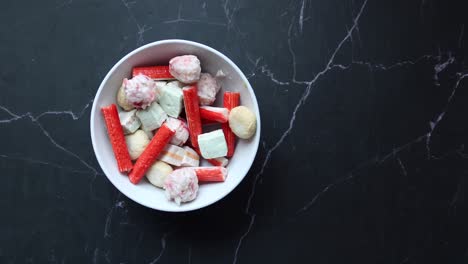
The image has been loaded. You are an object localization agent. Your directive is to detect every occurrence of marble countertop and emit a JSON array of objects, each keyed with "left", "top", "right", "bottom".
[{"left": 2, "top": 0, "right": 468, "bottom": 263}]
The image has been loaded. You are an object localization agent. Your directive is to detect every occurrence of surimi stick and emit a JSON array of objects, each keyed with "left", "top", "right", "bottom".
[
  {"left": 194, "top": 167, "right": 227, "bottom": 182},
  {"left": 222, "top": 92, "right": 240, "bottom": 157},
  {"left": 132, "top": 66, "right": 175, "bottom": 80},
  {"left": 182, "top": 86, "right": 202, "bottom": 148},
  {"left": 181, "top": 146, "right": 200, "bottom": 167},
  {"left": 206, "top": 157, "right": 229, "bottom": 167},
  {"left": 101, "top": 104, "right": 133, "bottom": 173},
  {"left": 157, "top": 144, "right": 186, "bottom": 166},
  {"left": 129, "top": 123, "right": 175, "bottom": 184},
  {"left": 199, "top": 106, "right": 229, "bottom": 123}
]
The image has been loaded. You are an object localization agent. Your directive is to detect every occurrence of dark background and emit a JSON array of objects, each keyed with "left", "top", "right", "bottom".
[{"left": 1, "top": 0, "right": 468, "bottom": 263}]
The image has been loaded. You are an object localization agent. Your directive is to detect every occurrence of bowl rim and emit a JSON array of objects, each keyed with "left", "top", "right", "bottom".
[{"left": 90, "top": 39, "right": 261, "bottom": 212}]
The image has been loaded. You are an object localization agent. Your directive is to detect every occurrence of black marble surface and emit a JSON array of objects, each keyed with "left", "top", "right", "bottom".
[{"left": 2, "top": 0, "right": 468, "bottom": 263}]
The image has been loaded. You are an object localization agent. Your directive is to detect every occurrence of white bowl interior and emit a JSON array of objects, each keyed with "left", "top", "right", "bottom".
[{"left": 91, "top": 40, "right": 260, "bottom": 212}]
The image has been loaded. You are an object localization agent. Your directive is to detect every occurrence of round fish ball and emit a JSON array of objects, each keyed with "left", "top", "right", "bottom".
[
  {"left": 228, "top": 106, "right": 256, "bottom": 139},
  {"left": 146, "top": 161, "right": 173, "bottom": 188},
  {"left": 164, "top": 168, "right": 199, "bottom": 205},
  {"left": 169, "top": 55, "right": 201, "bottom": 84},
  {"left": 125, "top": 130, "right": 150, "bottom": 160},
  {"left": 117, "top": 85, "right": 134, "bottom": 111}
]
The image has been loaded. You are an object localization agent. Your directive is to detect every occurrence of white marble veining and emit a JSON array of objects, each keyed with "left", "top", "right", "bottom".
[
  {"left": 396, "top": 157, "right": 408, "bottom": 176},
  {"left": 222, "top": 0, "right": 235, "bottom": 30},
  {"left": 246, "top": 56, "right": 290, "bottom": 86},
  {"left": 92, "top": 248, "right": 100, "bottom": 264},
  {"left": 164, "top": 3, "right": 226, "bottom": 26},
  {"left": 298, "top": 0, "right": 306, "bottom": 34},
  {"left": 233, "top": 1, "right": 369, "bottom": 262},
  {"left": 0, "top": 99, "right": 98, "bottom": 174},
  {"left": 148, "top": 232, "right": 169, "bottom": 264},
  {"left": 104, "top": 193, "right": 124, "bottom": 238},
  {"left": 0, "top": 98, "right": 105, "bottom": 207},
  {"left": 2, "top": 0, "right": 467, "bottom": 262},
  {"left": 426, "top": 72, "right": 468, "bottom": 158},
  {"left": 232, "top": 214, "right": 255, "bottom": 264},
  {"left": 433, "top": 53, "right": 455, "bottom": 84},
  {"left": 56, "top": 0, "right": 73, "bottom": 9},
  {"left": 0, "top": 153, "right": 92, "bottom": 175},
  {"left": 296, "top": 70, "right": 468, "bottom": 214},
  {"left": 120, "top": 0, "right": 152, "bottom": 47}
]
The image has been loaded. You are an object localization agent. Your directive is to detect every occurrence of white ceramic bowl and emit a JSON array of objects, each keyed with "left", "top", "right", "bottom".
[{"left": 90, "top": 40, "right": 260, "bottom": 212}]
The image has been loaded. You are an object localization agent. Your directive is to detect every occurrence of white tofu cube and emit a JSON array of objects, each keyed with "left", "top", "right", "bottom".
[
  {"left": 119, "top": 109, "right": 141, "bottom": 135},
  {"left": 158, "top": 84, "right": 184, "bottom": 118},
  {"left": 198, "top": 129, "right": 227, "bottom": 159},
  {"left": 136, "top": 102, "right": 167, "bottom": 131},
  {"left": 154, "top": 81, "right": 167, "bottom": 97}
]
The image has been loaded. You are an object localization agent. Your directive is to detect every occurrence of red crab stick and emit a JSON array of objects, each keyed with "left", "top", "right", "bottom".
[
  {"left": 132, "top": 66, "right": 175, "bottom": 80},
  {"left": 101, "top": 104, "right": 133, "bottom": 173},
  {"left": 183, "top": 86, "right": 202, "bottom": 149},
  {"left": 206, "top": 157, "right": 229, "bottom": 167},
  {"left": 222, "top": 92, "right": 240, "bottom": 157},
  {"left": 201, "top": 118, "right": 218, "bottom": 125},
  {"left": 129, "top": 123, "right": 175, "bottom": 184},
  {"left": 199, "top": 106, "right": 229, "bottom": 123},
  {"left": 190, "top": 147, "right": 227, "bottom": 167},
  {"left": 194, "top": 167, "right": 227, "bottom": 182}
]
